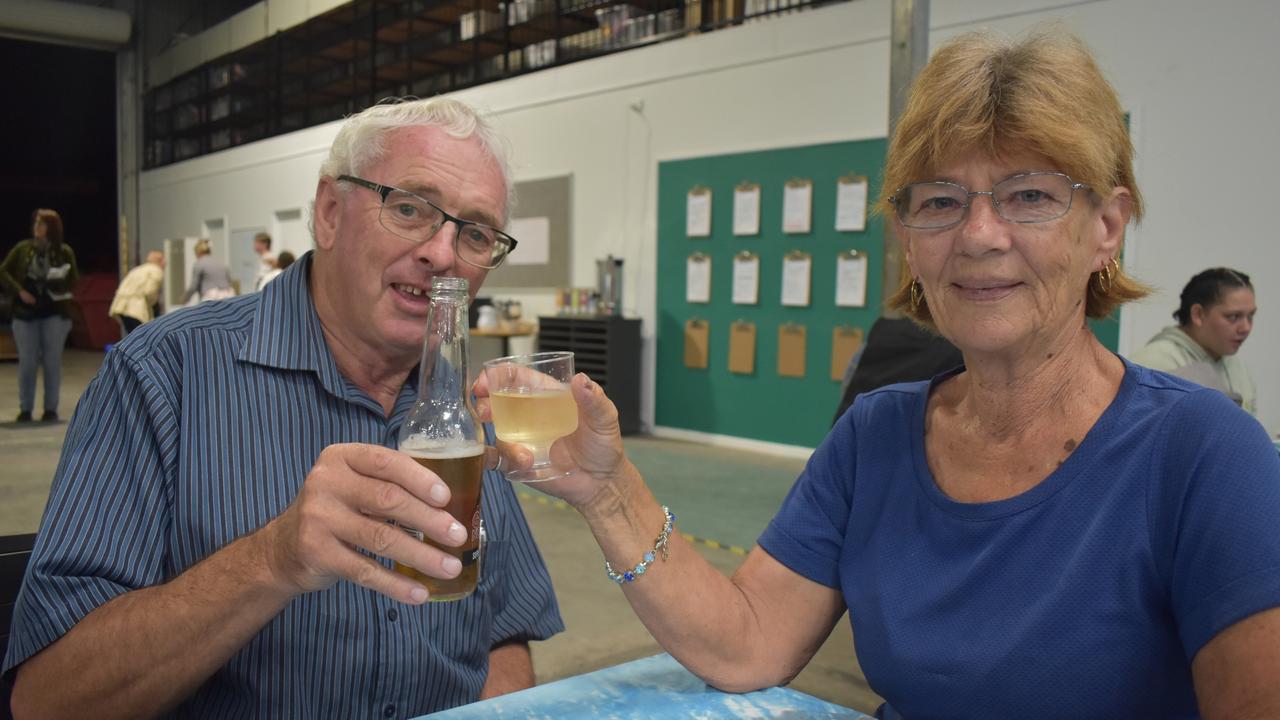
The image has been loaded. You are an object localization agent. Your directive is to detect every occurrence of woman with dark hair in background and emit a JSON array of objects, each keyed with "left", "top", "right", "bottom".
[
  {"left": 1, "top": 208, "right": 80, "bottom": 422},
  {"left": 1131, "top": 268, "right": 1257, "bottom": 415}
]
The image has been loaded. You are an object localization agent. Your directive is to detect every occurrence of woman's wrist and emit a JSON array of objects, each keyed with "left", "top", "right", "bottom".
[{"left": 576, "top": 459, "right": 652, "bottom": 532}]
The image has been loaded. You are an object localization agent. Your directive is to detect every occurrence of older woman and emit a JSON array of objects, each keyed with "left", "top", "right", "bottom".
[
  {"left": 478, "top": 30, "right": 1280, "bottom": 718},
  {"left": 1132, "top": 268, "right": 1257, "bottom": 415}
]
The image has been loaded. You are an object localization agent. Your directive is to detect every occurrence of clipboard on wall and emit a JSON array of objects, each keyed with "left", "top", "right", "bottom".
[
  {"left": 780, "top": 250, "right": 812, "bottom": 307},
  {"left": 686, "top": 185, "right": 712, "bottom": 237},
  {"left": 777, "top": 322, "right": 806, "bottom": 378},
  {"left": 684, "top": 317, "right": 710, "bottom": 369},
  {"left": 835, "top": 173, "right": 869, "bottom": 232},
  {"left": 834, "top": 249, "right": 868, "bottom": 308},
  {"left": 830, "top": 325, "right": 864, "bottom": 381},
  {"left": 733, "top": 181, "right": 761, "bottom": 236},
  {"left": 728, "top": 320, "right": 756, "bottom": 374},
  {"left": 782, "top": 178, "right": 813, "bottom": 234},
  {"left": 731, "top": 250, "right": 760, "bottom": 305},
  {"left": 686, "top": 252, "right": 712, "bottom": 304}
]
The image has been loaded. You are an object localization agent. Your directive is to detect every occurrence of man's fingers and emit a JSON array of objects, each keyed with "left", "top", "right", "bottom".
[
  {"left": 333, "top": 513, "right": 465, "bottom": 579},
  {"left": 334, "top": 444, "right": 450, "bottom": 508},
  {"left": 334, "top": 549, "right": 432, "bottom": 605}
]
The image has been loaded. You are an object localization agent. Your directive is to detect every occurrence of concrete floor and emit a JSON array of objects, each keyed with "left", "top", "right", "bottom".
[{"left": 0, "top": 349, "right": 882, "bottom": 714}]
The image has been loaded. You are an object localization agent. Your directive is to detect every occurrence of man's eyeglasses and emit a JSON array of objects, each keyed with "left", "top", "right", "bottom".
[
  {"left": 337, "top": 174, "right": 518, "bottom": 269},
  {"left": 889, "top": 172, "right": 1090, "bottom": 230}
]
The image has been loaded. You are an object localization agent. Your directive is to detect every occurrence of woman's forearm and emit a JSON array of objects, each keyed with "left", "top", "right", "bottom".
[{"left": 578, "top": 467, "right": 776, "bottom": 690}]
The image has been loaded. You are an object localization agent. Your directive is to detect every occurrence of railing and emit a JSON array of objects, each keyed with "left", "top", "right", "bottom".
[{"left": 143, "top": 0, "right": 839, "bottom": 168}]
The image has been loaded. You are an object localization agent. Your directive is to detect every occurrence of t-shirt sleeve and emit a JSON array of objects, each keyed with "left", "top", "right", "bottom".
[
  {"left": 1148, "top": 388, "right": 1280, "bottom": 659},
  {"left": 2, "top": 348, "right": 177, "bottom": 679},
  {"left": 757, "top": 407, "right": 858, "bottom": 589},
  {"left": 481, "top": 472, "right": 564, "bottom": 646}
]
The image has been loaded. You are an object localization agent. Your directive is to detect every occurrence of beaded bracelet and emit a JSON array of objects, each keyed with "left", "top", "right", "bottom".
[{"left": 605, "top": 506, "right": 676, "bottom": 584}]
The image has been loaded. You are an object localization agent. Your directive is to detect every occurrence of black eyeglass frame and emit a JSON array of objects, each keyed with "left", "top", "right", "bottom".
[
  {"left": 888, "top": 171, "right": 1091, "bottom": 230},
  {"left": 336, "top": 174, "right": 518, "bottom": 269}
]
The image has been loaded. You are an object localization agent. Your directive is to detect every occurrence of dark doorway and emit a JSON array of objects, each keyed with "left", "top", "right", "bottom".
[{"left": 0, "top": 37, "right": 118, "bottom": 275}]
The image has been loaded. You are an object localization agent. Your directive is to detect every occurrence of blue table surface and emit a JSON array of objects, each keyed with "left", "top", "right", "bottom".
[{"left": 417, "top": 653, "right": 873, "bottom": 719}]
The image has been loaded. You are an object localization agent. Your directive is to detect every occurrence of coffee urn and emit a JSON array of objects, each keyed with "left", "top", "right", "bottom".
[{"left": 596, "top": 255, "right": 623, "bottom": 316}]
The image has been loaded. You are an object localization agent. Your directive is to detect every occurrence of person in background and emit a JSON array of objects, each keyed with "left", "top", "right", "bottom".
[
  {"left": 258, "top": 250, "right": 295, "bottom": 288},
  {"left": 5, "top": 96, "right": 559, "bottom": 718},
  {"left": 253, "top": 232, "right": 276, "bottom": 291},
  {"left": 1130, "top": 267, "right": 1258, "bottom": 415},
  {"left": 109, "top": 250, "right": 166, "bottom": 336},
  {"left": 1, "top": 208, "right": 79, "bottom": 423},
  {"left": 181, "top": 238, "right": 235, "bottom": 304},
  {"left": 831, "top": 316, "right": 963, "bottom": 426},
  {"left": 481, "top": 29, "right": 1280, "bottom": 718}
]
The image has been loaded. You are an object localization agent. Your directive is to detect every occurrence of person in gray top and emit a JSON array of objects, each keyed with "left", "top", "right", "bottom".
[{"left": 182, "top": 238, "right": 235, "bottom": 303}]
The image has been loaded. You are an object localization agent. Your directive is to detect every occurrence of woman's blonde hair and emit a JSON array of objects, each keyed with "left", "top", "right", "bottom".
[{"left": 882, "top": 28, "right": 1149, "bottom": 327}]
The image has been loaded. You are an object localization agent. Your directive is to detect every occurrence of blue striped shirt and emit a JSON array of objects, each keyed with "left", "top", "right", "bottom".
[{"left": 3, "top": 253, "right": 563, "bottom": 718}]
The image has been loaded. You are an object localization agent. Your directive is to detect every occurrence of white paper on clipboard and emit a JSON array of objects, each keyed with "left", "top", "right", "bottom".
[
  {"left": 782, "top": 182, "right": 812, "bottom": 234},
  {"left": 732, "top": 254, "right": 759, "bottom": 304},
  {"left": 686, "top": 255, "right": 712, "bottom": 303},
  {"left": 687, "top": 189, "right": 712, "bottom": 237},
  {"left": 835, "top": 178, "right": 868, "bottom": 231},
  {"left": 835, "top": 253, "right": 868, "bottom": 307},
  {"left": 733, "top": 185, "right": 760, "bottom": 236},
  {"left": 781, "top": 254, "right": 811, "bottom": 307}
]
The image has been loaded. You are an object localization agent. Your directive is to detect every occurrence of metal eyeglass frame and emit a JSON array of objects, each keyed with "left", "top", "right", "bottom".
[
  {"left": 888, "top": 171, "right": 1091, "bottom": 230},
  {"left": 336, "top": 174, "right": 518, "bottom": 269}
]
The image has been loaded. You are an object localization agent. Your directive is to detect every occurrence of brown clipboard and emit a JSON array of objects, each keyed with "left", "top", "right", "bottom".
[
  {"left": 830, "top": 325, "right": 865, "bottom": 381},
  {"left": 728, "top": 321, "right": 756, "bottom": 375},
  {"left": 684, "top": 318, "right": 710, "bottom": 369},
  {"left": 777, "top": 323, "right": 806, "bottom": 378}
]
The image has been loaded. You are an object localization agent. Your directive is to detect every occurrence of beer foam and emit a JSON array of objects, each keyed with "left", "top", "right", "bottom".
[{"left": 400, "top": 440, "right": 485, "bottom": 460}]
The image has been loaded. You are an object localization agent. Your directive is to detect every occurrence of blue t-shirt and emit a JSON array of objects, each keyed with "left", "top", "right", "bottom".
[{"left": 759, "top": 361, "right": 1280, "bottom": 719}]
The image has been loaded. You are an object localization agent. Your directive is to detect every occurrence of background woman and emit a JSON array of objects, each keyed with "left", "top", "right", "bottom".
[
  {"left": 181, "top": 238, "right": 234, "bottom": 304},
  {"left": 1, "top": 208, "right": 79, "bottom": 422},
  {"left": 1131, "top": 267, "right": 1257, "bottom": 415},
  {"left": 478, "top": 29, "right": 1280, "bottom": 718}
]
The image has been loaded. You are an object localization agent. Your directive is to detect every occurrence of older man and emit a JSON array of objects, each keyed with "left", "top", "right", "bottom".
[
  {"left": 109, "top": 250, "right": 166, "bottom": 335},
  {"left": 5, "top": 97, "right": 562, "bottom": 718}
]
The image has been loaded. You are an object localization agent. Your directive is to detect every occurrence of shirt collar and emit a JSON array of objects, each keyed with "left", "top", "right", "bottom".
[
  {"left": 237, "top": 251, "right": 421, "bottom": 414},
  {"left": 237, "top": 252, "right": 349, "bottom": 396}
]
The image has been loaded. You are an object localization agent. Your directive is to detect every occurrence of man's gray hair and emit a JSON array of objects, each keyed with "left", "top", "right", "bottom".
[{"left": 319, "top": 96, "right": 515, "bottom": 220}]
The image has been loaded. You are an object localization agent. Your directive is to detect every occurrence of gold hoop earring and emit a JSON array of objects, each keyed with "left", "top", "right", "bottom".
[
  {"left": 909, "top": 279, "right": 924, "bottom": 313},
  {"left": 1094, "top": 257, "right": 1117, "bottom": 295}
]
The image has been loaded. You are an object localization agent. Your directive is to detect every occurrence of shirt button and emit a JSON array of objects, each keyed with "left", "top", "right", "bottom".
[
  {"left": 386, "top": 608, "right": 398, "bottom": 622},
  {"left": 383, "top": 703, "right": 396, "bottom": 718}
]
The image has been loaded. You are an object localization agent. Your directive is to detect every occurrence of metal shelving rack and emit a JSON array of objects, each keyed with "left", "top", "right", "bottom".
[{"left": 144, "top": 0, "right": 836, "bottom": 168}]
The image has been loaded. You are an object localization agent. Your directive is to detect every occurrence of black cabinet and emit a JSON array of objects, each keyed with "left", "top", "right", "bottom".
[{"left": 538, "top": 316, "right": 641, "bottom": 434}]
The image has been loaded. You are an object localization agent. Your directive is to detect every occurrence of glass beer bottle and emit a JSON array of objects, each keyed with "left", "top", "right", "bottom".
[{"left": 396, "top": 276, "right": 484, "bottom": 601}]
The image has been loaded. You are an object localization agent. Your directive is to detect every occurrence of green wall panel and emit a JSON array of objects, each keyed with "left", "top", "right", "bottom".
[{"left": 656, "top": 139, "right": 888, "bottom": 447}]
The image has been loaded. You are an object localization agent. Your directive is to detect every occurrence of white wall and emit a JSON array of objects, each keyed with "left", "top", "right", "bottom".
[{"left": 139, "top": 0, "right": 1280, "bottom": 436}]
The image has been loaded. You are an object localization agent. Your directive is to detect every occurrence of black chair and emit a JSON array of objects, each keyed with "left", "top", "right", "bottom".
[{"left": 1, "top": 533, "right": 37, "bottom": 720}]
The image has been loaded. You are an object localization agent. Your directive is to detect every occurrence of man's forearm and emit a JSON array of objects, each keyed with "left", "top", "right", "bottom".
[
  {"left": 479, "top": 641, "right": 534, "bottom": 699},
  {"left": 11, "top": 530, "right": 295, "bottom": 720}
]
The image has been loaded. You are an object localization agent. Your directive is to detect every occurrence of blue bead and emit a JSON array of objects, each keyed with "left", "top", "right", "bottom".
[
  {"left": 670, "top": 513, "right": 677, "bottom": 523},
  {"left": 644, "top": 552, "right": 655, "bottom": 563},
  {"left": 636, "top": 565, "right": 646, "bottom": 575},
  {"left": 623, "top": 571, "right": 635, "bottom": 582}
]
